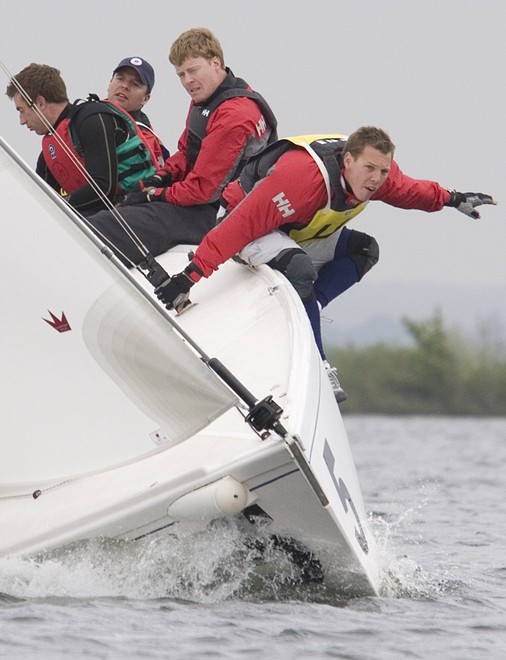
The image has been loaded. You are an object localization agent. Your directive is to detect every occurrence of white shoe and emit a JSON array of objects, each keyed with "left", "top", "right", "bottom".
[{"left": 323, "top": 360, "right": 347, "bottom": 403}]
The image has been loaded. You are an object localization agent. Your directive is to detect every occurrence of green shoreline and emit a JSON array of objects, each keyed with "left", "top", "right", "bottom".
[{"left": 328, "top": 311, "right": 506, "bottom": 416}]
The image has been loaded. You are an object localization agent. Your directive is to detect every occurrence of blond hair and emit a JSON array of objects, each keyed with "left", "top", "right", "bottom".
[{"left": 169, "top": 28, "right": 225, "bottom": 68}]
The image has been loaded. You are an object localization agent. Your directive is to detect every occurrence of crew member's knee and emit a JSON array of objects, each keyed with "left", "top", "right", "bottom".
[
  {"left": 346, "top": 230, "right": 379, "bottom": 281},
  {"left": 268, "top": 248, "right": 317, "bottom": 301}
]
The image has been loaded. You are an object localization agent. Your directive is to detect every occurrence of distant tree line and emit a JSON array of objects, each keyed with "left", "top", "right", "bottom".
[{"left": 328, "top": 310, "right": 506, "bottom": 415}]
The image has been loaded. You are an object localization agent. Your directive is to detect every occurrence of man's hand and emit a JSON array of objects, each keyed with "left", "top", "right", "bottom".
[
  {"left": 120, "top": 190, "right": 150, "bottom": 206},
  {"left": 140, "top": 172, "right": 172, "bottom": 189},
  {"left": 130, "top": 172, "right": 173, "bottom": 192},
  {"left": 155, "top": 272, "right": 194, "bottom": 312},
  {"left": 120, "top": 187, "right": 166, "bottom": 206},
  {"left": 446, "top": 190, "right": 497, "bottom": 219}
]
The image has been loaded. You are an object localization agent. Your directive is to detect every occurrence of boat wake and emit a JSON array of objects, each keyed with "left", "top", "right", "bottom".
[
  {"left": 0, "top": 509, "right": 463, "bottom": 606},
  {"left": 368, "top": 499, "right": 466, "bottom": 601},
  {"left": 0, "top": 519, "right": 359, "bottom": 605}
]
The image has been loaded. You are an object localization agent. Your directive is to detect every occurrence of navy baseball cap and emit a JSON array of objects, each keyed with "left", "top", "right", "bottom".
[{"left": 113, "top": 57, "right": 155, "bottom": 92}]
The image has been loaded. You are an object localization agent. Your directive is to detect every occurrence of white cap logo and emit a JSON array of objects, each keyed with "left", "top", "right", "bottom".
[{"left": 130, "top": 57, "right": 143, "bottom": 66}]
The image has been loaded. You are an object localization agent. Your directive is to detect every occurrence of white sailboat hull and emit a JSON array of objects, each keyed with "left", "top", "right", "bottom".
[{"left": 0, "top": 136, "right": 379, "bottom": 595}]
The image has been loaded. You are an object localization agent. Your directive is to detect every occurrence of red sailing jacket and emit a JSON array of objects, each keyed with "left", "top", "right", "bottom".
[
  {"left": 156, "top": 70, "right": 277, "bottom": 206},
  {"left": 191, "top": 143, "right": 451, "bottom": 279}
]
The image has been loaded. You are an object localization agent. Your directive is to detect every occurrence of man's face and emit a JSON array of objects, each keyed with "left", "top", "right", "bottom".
[
  {"left": 107, "top": 67, "right": 150, "bottom": 112},
  {"left": 175, "top": 56, "right": 225, "bottom": 104},
  {"left": 12, "top": 93, "right": 49, "bottom": 135},
  {"left": 343, "top": 145, "right": 392, "bottom": 202}
]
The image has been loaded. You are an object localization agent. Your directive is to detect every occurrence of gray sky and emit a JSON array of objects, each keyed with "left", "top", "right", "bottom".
[{"left": 2, "top": 0, "right": 505, "bottom": 297}]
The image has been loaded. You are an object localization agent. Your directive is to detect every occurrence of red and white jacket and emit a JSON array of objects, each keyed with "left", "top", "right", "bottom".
[{"left": 190, "top": 136, "right": 451, "bottom": 279}]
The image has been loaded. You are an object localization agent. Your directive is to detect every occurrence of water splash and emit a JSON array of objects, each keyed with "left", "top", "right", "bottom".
[
  {"left": 368, "top": 478, "right": 466, "bottom": 600},
  {"left": 0, "top": 519, "right": 351, "bottom": 605},
  {"left": 0, "top": 477, "right": 463, "bottom": 606}
]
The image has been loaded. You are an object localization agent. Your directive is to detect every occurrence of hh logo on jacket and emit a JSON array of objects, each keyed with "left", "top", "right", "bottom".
[{"left": 272, "top": 192, "right": 295, "bottom": 218}]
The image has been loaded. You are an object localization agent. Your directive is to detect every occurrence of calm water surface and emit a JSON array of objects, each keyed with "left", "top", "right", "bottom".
[{"left": 1, "top": 415, "right": 505, "bottom": 659}]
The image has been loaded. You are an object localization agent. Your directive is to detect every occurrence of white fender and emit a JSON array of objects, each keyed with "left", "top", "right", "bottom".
[{"left": 167, "top": 476, "right": 250, "bottom": 521}]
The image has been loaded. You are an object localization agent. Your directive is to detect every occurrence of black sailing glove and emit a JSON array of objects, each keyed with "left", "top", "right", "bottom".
[
  {"left": 155, "top": 272, "right": 194, "bottom": 312},
  {"left": 130, "top": 172, "right": 173, "bottom": 193},
  {"left": 143, "top": 172, "right": 172, "bottom": 188},
  {"left": 445, "top": 190, "right": 496, "bottom": 219},
  {"left": 120, "top": 187, "right": 167, "bottom": 206}
]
